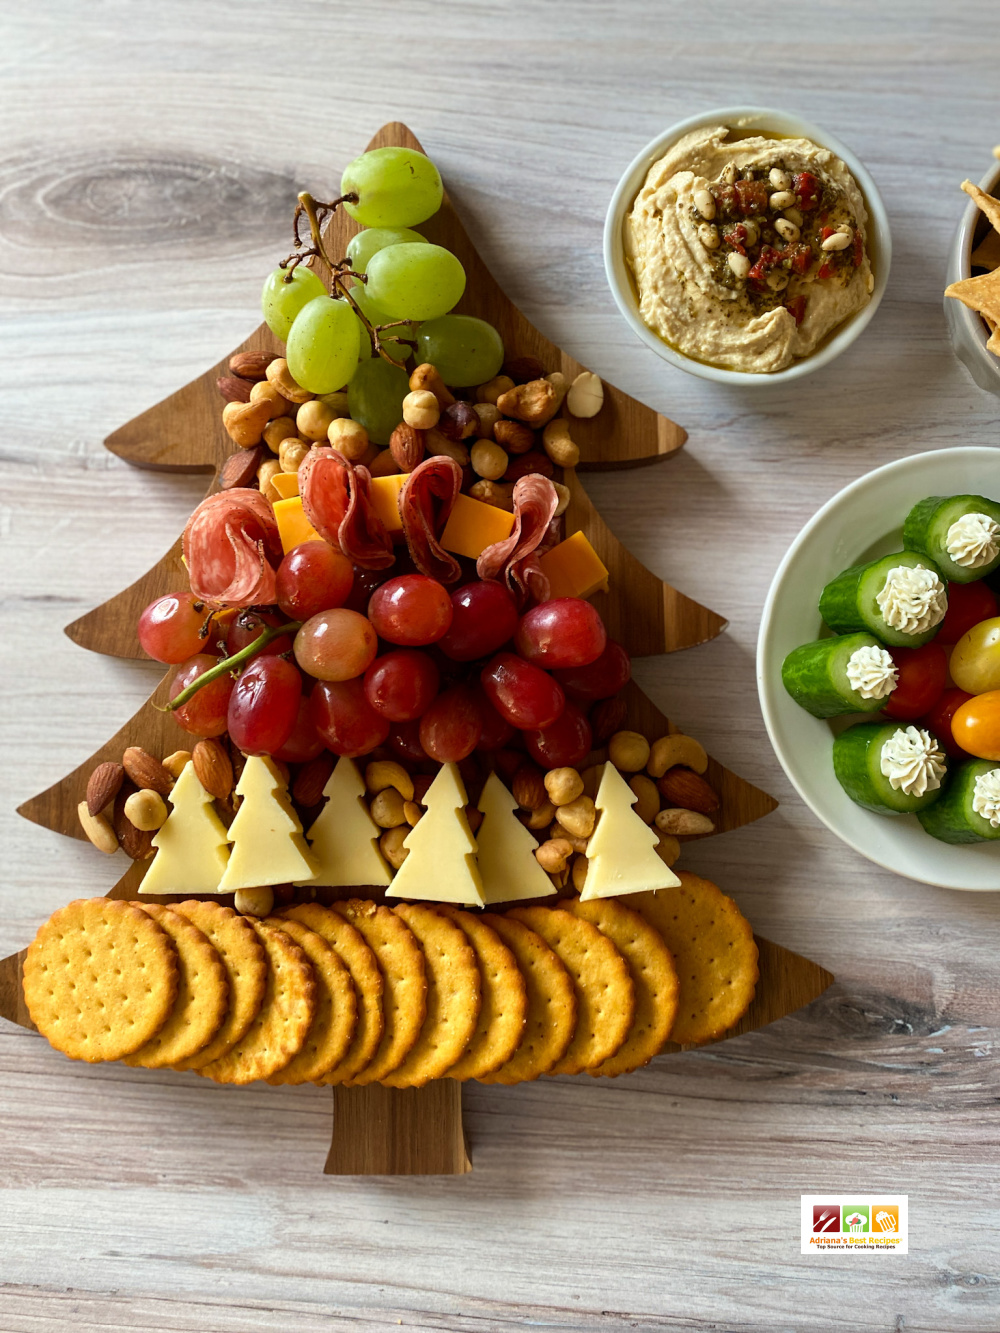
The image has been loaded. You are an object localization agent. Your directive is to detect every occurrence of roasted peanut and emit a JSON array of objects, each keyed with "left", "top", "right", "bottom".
[
  {"left": 655, "top": 808, "right": 715, "bottom": 836},
  {"left": 124, "top": 789, "right": 168, "bottom": 831},
  {"left": 328, "top": 417, "right": 369, "bottom": 461},
  {"left": 77, "top": 800, "right": 118, "bottom": 855},
  {"left": 470, "top": 439, "right": 509, "bottom": 480},
  {"left": 265, "top": 357, "right": 313, "bottom": 404},
  {"left": 381, "top": 824, "right": 410, "bottom": 869},
  {"left": 365, "top": 760, "right": 415, "bottom": 802},
  {"left": 654, "top": 831, "right": 681, "bottom": 867},
  {"left": 535, "top": 837, "right": 574, "bottom": 873},
  {"left": 403, "top": 800, "right": 423, "bottom": 826},
  {"left": 541, "top": 418, "right": 581, "bottom": 468},
  {"left": 402, "top": 389, "right": 441, "bottom": 430},
  {"left": 554, "top": 794, "right": 596, "bottom": 839},
  {"left": 234, "top": 886, "right": 275, "bottom": 917},
  {"left": 628, "top": 774, "right": 660, "bottom": 824},
  {"left": 296, "top": 398, "right": 336, "bottom": 441},
  {"left": 544, "top": 766, "right": 584, "bottom": 807},
  {"left": 608, "top": 731, "right": 651, "bottom": 773}
]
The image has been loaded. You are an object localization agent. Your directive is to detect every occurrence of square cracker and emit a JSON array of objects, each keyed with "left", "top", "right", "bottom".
[
  {"left": 436, "top": 906, "right": 527, "bottom": 1082},
  {"left": 622, "top": 872, "right": 758, "bottom": 1045}
]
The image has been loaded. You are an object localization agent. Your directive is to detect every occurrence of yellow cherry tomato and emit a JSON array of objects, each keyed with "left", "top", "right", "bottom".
[
  {"left": 952, "top": 689, "right": 1000, "bottom": 760},
  {"left": 949, "top": 616, "right": 1000, "bottom": 694}
]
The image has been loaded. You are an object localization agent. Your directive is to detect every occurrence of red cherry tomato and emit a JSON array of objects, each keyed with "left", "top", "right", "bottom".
[
  {"left": 937, "top": 580, "right": 999, "bottom": 645},
  {"left": 951, "top": 689, "right": 1000, "bottom": 760},
  {"left": 882, "top": 643, "right": 948, "bottom": 721},
  {"left": 919, "top": 687, "right": 974, "bottom": 759}
]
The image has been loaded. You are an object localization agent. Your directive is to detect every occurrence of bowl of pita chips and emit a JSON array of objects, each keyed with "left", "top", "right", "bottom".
[{"left": 945, "top": 161, "right": 1000, "bottom": 394}]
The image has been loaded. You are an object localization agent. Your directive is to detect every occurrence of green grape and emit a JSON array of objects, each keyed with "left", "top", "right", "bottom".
[
  {"left": 261, "top": 266, "right": 327, "bottom": 340},
  {"left": 341, "top": 148, "right": 443, "bottom": 228},
  {"left": 366, "top": 243, "right": 466, "bottom": 322},
  {"left": 347, "top": 226, "right": 428, "bottom": 274},
  {"left": 348, "top": 283, "right": 415, "bottom": 364},
  {"left": 347, "top": 356, "right": 410, "bottom": 446},
  {"left": 415, "top": 315, "right": 504, "bottom": 387},
  {"left": 286, "top": 296, "right": 361, "bottom": 395}
]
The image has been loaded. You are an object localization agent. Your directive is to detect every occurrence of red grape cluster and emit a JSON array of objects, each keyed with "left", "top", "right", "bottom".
[{"left": 139, "top": 540, "right": 630, "bottom": 775}]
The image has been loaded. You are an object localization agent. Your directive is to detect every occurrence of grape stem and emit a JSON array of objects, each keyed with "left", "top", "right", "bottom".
[
  {"left": 158, "top": 620, "right": 303, "bottom": 714},
  {"left": 284, "top": 191, "right": 414, "bottom": 370}
]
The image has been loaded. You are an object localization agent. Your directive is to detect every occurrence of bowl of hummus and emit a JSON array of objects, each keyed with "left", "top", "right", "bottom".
[{"left": 605, "top": 108, "right": 890, "bottom": 382}]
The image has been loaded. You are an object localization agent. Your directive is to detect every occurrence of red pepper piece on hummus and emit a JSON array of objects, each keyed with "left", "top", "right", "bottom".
[
  {"left": 735, "top": 179, "right": 769, "bottom": 216},
  {"left": 784, "top": 243, "right": 813, "bottom": 276},
  {"left": 784, "top": 295, "right": 807, "bottom": 325},
  {"left": 793, "top": 171, "right": 821, "bottom": 210},
  {"left": 853, "top": 230, "right": 865, "bottom": 267}
]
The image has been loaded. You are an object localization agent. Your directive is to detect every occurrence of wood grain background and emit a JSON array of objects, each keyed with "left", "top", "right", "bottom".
[{"left": 2, "top": 1, "right": 999, "bottom": 1330}]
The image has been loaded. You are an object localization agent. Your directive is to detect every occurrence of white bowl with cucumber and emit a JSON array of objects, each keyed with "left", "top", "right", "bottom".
[{"left": 758, "top": 447, "right": 1000, "bottom": 891}]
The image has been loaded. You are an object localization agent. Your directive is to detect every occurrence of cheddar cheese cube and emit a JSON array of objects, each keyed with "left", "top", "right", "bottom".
[
  {"left": 369, "top": 473, "right": 406, "bottom": 533},
  {"left": 537, "top": 530, "right": 609, "bottom": 599},
  {"left": 440, "top": 493, "right": 516, "bottom": 560},
  {"left": 270, "top": 471, "right": 300, "bottom": 501},
  {"left": 273, "top": 496, "right": 323, "bottom": 553}
]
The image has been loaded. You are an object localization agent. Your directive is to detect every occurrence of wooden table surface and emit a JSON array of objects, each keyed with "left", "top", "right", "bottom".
[{"left": 2, "top": 2, "right": 999, "bottom": 1329}]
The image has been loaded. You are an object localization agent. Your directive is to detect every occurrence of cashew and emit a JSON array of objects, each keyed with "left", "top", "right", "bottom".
[
  {"left": 265, "top": 357, "right": 313, "bottom": 404},
  {"left": 410, "top": 363, "right": 455, "bottom": 408},
  {"left": 162, "top": 750, "right": 192, "bottom": 780},
  {"left": 77, "top": 800, "right": 118, "bottom": 855},
  {"left": 234, "top": 886, "right": 275, "bottom": 917},
  {"left": 370, "top": 788, "right": 407, "bottom": 828},
  {"left": 222, "top": 399, "right": 272, "bottom": 447},
  {"left": 535, "top": 838, "right": 574, "bottom": 873},
  {"left": 654, "top": 832, "right": 681, "bottom": 867},
  {"left": 566, "top": 371, "right": 604, "bottom": 419},
  {"left": 381, "top": 824, "right": 410, "bottom": 870},
  {"left": 250, "top": 380, "right": 294, "bottom": 417},
  {"left": 647, "top": 733, "right": 708, "bottom": 779},
  {"left": 365, "top": 760, "right": 414, "bottom": 802},
  {"left": 544, "top": 766, "right": 584, "bottom": 808},
  {"left": 554, "top": 795, "right": 596, "bottom": 839},
  {"left": 655, "top": 808, "right": 715, "bottom": 836},
  {"left": 541, "top": 418, "right": 580, "bottom": 468},
  {"left": 628, "top": 774, "right": 660, "bottom": 825},
  {"left": 608, "top": 730, "right": 651, "bottom": 773},
  {"left": 123, "top": 789, "right": 168, "bottom": 832}
]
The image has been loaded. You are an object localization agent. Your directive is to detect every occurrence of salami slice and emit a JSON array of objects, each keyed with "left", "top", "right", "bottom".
[
  {"left": 300, "top": 446, "right": 394, "bottom": 570},
  {"left": 183, "top": 488, "right": 282, "bottom": 608},
  {"left": 399, "top": 456, "right": 464, "bottom": 584},
  {"left": 476, "top": 473, "right": 559, "bottom": 603}
]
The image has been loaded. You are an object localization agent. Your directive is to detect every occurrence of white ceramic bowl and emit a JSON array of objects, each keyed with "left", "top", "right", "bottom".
[
  {"left": 757, "top": 446, "right": 1000, "bottom": 892},
  {"left": 603, "top": 106, "right": 892, "bottom": 386},
  {"left": 944, "top": 160, "right": 1000, "bottom": 396}
]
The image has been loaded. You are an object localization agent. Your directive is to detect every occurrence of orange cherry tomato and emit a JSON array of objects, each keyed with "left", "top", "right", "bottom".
[{"left": 951, "top": 689, "right": 1000, "bottom": 760}]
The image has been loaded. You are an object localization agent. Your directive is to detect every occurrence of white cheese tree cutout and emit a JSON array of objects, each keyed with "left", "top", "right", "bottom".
[
  {"left": 298, "top": 756, "right": 392, "bottom": 888},
  {"left": 476, "top": 771, "right": 557, "bottom": 905},
  {"left": 217, "top": 754, "right": 318, "bottom": 893},
  {"left": 387, "top": 762, "right": 484, "bottom": 907},
  {"left": 139, "top": 761, "right": 230, "bottom": 895},
  {"left": 581, "top": 762, "right": 680, "bottom": 901}
]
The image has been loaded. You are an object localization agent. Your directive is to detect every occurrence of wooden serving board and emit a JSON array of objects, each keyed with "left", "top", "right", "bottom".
[{"left": 64, "top": 121, "right": 720, "bottom": 662}]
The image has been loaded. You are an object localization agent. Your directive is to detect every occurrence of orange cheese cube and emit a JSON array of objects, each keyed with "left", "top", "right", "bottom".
[
  {"left": 270, "top": 471, "right": 300, "bottom": 501},
  {"left": 537, "top": 530, "right": 609, "bottom": 600},
  {"left": 440, "top": 493, "right": 516, "bottom": 560},
  {"left": 369, "top": 473, "right": 406, "bottom": 533},
  {"left": 273, "top": 496, "right": 323, "bottom": 553}
]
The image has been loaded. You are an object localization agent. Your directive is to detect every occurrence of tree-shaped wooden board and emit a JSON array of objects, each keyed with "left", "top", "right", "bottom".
[{"left": 64, "top": 122, "right": 724, "bottom": 662}]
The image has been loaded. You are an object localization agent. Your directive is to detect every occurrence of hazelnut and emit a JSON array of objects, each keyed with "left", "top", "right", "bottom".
[
  {"left": 535, "top": 838, "right": 574, "bottom": 873},
  {"left": 257, "top": 458, "right": 282, "bottom": 503},
  {"left": 328, "top": 417, "right": 369, "bottom": 461},
  {"left": 437, "top": 401, "right": 479, "bottom": 441},
  {"left": 470, "top": 439, "right": 509, "bottom": 481},
  {"left": 608, "top": 731, "right": 651, "bottom": 773},
  {"left": 554, "top": 795, "right": 596, "bottom": 839},
  {"left": 263, "top": 416, "right": 299, "bottom": 452},
  {"left": 494, "top": 419, "right": 535, "bottom": 455},
  {"left": 381, "top": 824, "right": 410, "bottom": 870},
  {"left": 402, "top": 389, "right": 441, "bottom": 430},
  {"left": 544, "top": 766, "right": 584, "bottom": 807},
  {"left": 548, "top": 823, "right": 588, "bottom": 854},
  {"left": 265, "top": 357, "right": 313, "bottom": 404},
  {"left": 234, "top": 886, "right": 275, "bottom": 917},
  {"left": 476, "top": 375, "right": 516, "bottom": 406},
  {"left": 250, "top": 380, "right": 294, "bottom": 417},
  {"left": 520, "top": 800, "right": 556, "bottom": 830},
  {"left": 123, "top": 789, "right": 168, "bottom": 832},
  {"left": 297, "top": 398, "right": 337, "bottom": 441},
  {"left": 472, "top": 403, "right": 501, "bottom": 438},
  {"left": 318, "top": 390, "right": 350, "bottom": 418},
  {"left": 278, "top": 437, "right": 310, "bottom": 473}
]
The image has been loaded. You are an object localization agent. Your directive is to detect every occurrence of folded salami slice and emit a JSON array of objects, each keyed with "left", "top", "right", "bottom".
[
  {"left": 399, "top": 456, "right": 464, "bottom": 584},
  {"left": 300, "top": 447, "right": 394, "bottom": 570},
  {"left": 183, "top": 488, "right": 283, "bottom": 608},
  {"left": 477, "top": 474, "right": 560, "bottom": 603}
]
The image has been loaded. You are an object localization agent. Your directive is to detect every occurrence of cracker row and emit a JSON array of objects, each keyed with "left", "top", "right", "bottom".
[
  {"left": 436, "top": 906, "right": 527, "bottom": 1082},
  {"left": 265, "top": 916, "right": 358, "bottom": 1085}
]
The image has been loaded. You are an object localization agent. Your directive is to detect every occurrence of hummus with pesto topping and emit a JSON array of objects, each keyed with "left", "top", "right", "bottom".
[{"left": 624, "top": 125, "right": 875, "bottom": 373}]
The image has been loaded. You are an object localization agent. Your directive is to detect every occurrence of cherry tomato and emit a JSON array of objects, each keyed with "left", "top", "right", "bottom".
[
  {"left": 950, "top": 616, "right": 1000, "bottom": 694},
  {"left": 919, "top": 687, "right": 974, "bottom": 760},
  {"left": 937, "top": 581, "right": 998, "bottom": 645},
  {"left": 882, "top": 643, "right": 948, "bottom": 721},
  {"left": 952, "top": 689, "right": 1000, "bottom": 760}
]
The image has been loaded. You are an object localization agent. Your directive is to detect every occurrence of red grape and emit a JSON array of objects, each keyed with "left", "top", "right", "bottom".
[
  {"left": 524, "top": 701, "right": 593, "bottom": 768},
  {"left": 294, "top": 608, "right": 378, "bottom": 681},
  {"left": 514, "top": 598, "right": 607, "bottom": 670},
  {"left": 226, "top": 608, "right": 294, "bottom": 658},
  {"left": 273, "top": 695, "right": 326, "bottom": 763},
  {"left": 419, "top": 684, "right": 483, "bottom": 762},
  {"left": 553, "top": 639, "right": 631, "bottom": 702},
  {"left": 227, "top": 656, "right": 301, "bottom": 755},
  {"left": 368, "top": 574, "right": 453, "bottom": 646},
  {"left": 138, "top": 591, "right": 209, "bottom": 663},
  {"left": 344, "top": 566, "right": 389, "bottom": 614},
  {"left": 310, "top": 678, "right": 390, "bottom": 757},
  {"left": 169, "top": 654, "right": 233, "bottom": 738},
  {"left": 437, "top": 581, "right": 519, "bottom": 661},
  {"left": 474, "top": 689, "right": 516, "bottom": 750},
  {"left": 480, "top": 652, "right": 565, "bottom": 729},
  {"left": 388, "top": 719, "right": 431, "bottom": 765},
  {"left": 364, "top": 649, "right": 440, "bottom": 721},
  {"left": 276, "top": 542, "right": 354, "bottom": 620}
]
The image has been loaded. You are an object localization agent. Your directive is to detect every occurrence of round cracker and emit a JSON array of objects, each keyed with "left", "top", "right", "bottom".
[
  {"left": 436, "top": 906, "right": 527, "bottom": 1081},
  {"left": 265, "top": 917, "right": 357, "bottom": 1085},
  {"left": 622, "top": 873, "right": 758, "bottom": 1045},
  {"left": 332, "top": 900, "right": 426, "bottom": 1087},
  {"left": 381, "top": 904, "right": 481, "bottom": 1089},
  {"left": 123, "top": 903, "right": 229, "bottom": 1069},
  {"left": 477, "top": 913, "right": 576, "bottom": 1085},
  {"left": 198, "top": 921, "right": 316, "bottom": 1085},
  {"left": 169, "top": 901, "right": 268, "bottom": 1071},
  {"left": 278, "top": 902, "right": 384, "bottom": 1085},
  {"left": 23, "top": 898, "right": 179, "bottom": 1063},
  {"left": 563, "top": 895, "right": 679, "bottom": 1077},
  {"left": 507, "top": 905, "right": 634, "bottom": 1077}
]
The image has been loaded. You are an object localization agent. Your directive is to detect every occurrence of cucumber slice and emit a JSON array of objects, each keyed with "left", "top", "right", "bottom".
[
  {"left": 832, "top": 722, "right": 947, "bottom": 815},
  {"left": 917, "top": 759, "right": 1000, "bottom": 844},
  {"left": 903, "top": 494, "right": 1000, "bottom": 584},
  {"left": 781, "top": 633, "right": 893, "bottom": 717},
  {"left": 819, "top": 551, "right": 945, "bottom": 647}
]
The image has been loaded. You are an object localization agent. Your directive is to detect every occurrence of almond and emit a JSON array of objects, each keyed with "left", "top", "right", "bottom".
[
  {"left": 113, "top": 785, "right": 155, "bottom": 860},
  {"left": 86, "top": 761, "right": 124, "bottom": 817},
  {"left": 230, "top": 351, "right": 277, "bottom": 381},
  {"left": 216, "top": 375, "right": 253, "bottom": 403},
  {"left": 192, "top": 738, "right": 233, "bottom": 801},
  {"left": 292, "top": 752, "right": 335, "bottom": 809},
  {"left": 122, "top": 746, "right": 173, "bottom": 797},
  {"left": 512, "top": 762, "right": 547, "bottom": 811},
  {"left": 389, "top": 422, "right": 426, "bottom": 473},
  {"left": 656, "top": 768, "right": 720, "bottom": 815},
  {"left": 220, "top": 445, "right": 264, "bottom": 490},
  {"left": 503, "top": 450, "right": 554, "bottom": 482}
]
